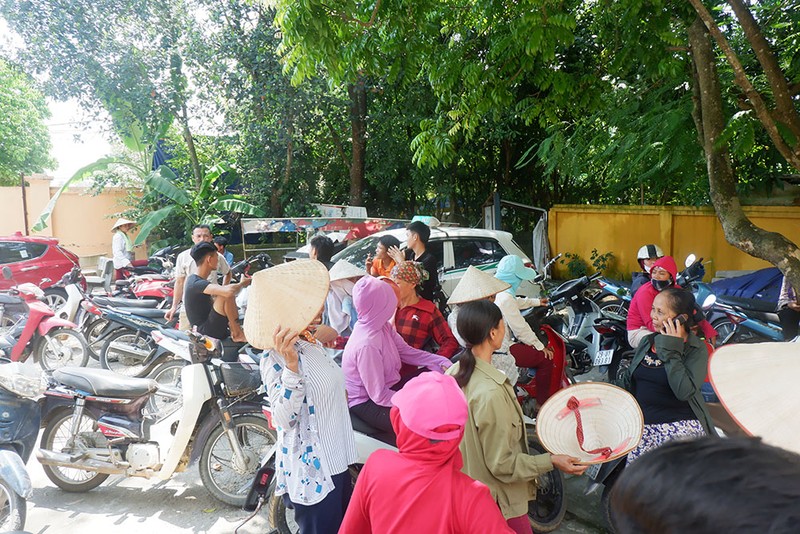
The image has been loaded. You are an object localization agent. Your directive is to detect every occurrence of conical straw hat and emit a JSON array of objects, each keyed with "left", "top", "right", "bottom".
[
  {"left": 112, "top": 218, "right": 136, "bottom": 230},
  {"left": 329, "top": 259, "right": 368, "bottom": 282},
  {"left": 709, "top": 342, "right": 800, "bottom": 454},
  {"left": 447, "top": 265, "right": 511, "bottom": 304},
  {"left": 536, "top": 383, "right": 643, "bottom": 464},
  {"left": 243, "top": 259, "right": 330, "bottom": 350}
]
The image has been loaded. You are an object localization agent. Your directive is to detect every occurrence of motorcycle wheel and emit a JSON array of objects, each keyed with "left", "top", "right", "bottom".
[
  {"left": 83, "top": 317, "right": 110, "bottom": 360},
  {"left": 527, "top": 439, "right": 567, "bottom": 532},
  {"left": 144, "top": 359, "right": 187, "bottom": 417},
  {"left": 43, "top": 287, "right": 68, "bottom": 311},
  {"left": 269, "top": 466, "right": 360, "bottom": 534},
  {"left": 599, "top": 297, "right": 629, "bottom": 319},
  {"left": 40, "top": 410, "right": 109, "bottom": 492},
  {"left": 607, "top": 349, "right": 634, "bottom": 384},
  {"left": 100, "top": 328, "right": 157, "bottom": 377},
  {"left": 36, "top": 328, "right": 89, "bottom": 371},
  {"left": 711, "top": 318, "right": 738, "bottom": 347},
  {"left": 0, "top": 474, "right": 25, "bottom": 532},
  {"left": 199, "top": 414, "right": 276, "bottom": 506}
]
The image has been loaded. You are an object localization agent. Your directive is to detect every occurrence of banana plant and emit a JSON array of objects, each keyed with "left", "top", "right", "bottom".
[{"left": 133, "top": 163, "right": 264, "bottom": 245}]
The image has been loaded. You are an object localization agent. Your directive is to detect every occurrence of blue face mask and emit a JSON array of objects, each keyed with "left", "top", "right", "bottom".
[{"left": 651, "top": 278, "right": 673, "bottom": 292}]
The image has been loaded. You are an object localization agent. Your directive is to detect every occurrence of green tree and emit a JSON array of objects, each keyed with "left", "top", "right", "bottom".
[{"left": 0, "top": 58, "right": 54, "bottom": 185}]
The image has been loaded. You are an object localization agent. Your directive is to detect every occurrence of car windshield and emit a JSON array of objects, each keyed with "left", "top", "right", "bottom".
[{"left": 332, "top": 236, "right": 380, "bottom": 269}]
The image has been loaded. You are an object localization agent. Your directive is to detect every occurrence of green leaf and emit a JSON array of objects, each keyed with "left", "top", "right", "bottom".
[
  {"left": 207, "top": 196, "right": 265, "bottom": 216},
  {"left": 145, "top": 166, "right": 191, "bottom": 205},
  {"left": 133, "top": 206, "right": 177, "bottom": 246},
  {"left": 32, "top": 156, "right": 119, "bottom": 232}
]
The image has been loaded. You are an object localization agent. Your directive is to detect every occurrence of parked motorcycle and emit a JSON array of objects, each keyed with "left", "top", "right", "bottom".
[
  {"left": 1, "top": 267, "right": 88, "bottom": 370},
  {"left": 0, "top": 362, "right": 44, "bottom": 532},
  {"left": 95, "top": 306, "right": 178, "bottom": 377},
  {"left": 36, "top": 331, "right": 275, "bottom": 506},
  {"left": 710, "top": 296, "right": 783, "bottom": 345}
]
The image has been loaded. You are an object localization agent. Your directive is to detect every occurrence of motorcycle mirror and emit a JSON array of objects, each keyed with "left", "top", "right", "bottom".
[
  {"left": 702, "top": 294, "right": 717, "bottom": 309},
  {"left": 684, "top": 254, "right": 696, "bottom": 268},
  {"left": 1, "top": 266, "right": 11, "bottom": 280}
]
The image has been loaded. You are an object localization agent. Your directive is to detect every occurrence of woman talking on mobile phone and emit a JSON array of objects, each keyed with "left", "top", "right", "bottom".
[{"left": 616, "top": 287, "right": 717, "bottom": 464}]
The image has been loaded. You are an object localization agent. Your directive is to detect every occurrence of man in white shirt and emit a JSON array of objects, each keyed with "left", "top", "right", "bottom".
[{"left": 165, "top": 224, "right": 231, "bottom": 329}]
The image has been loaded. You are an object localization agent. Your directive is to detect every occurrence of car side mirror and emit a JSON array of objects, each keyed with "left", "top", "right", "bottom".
[{"left": 1, "top": 267, "right": 11, "bottom": 280}]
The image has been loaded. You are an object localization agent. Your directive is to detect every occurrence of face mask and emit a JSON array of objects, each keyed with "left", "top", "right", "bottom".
[
  {"left": 651, "top": 278, "right": 673, "bottom": 292},
  {"left": 644, "top": 263, "right": 652, "bottom": 274}
]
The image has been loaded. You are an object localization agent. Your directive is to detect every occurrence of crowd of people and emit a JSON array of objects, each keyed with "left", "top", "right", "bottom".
[{"left": 112, "top": 218, "right": 800, "bottom": 533}]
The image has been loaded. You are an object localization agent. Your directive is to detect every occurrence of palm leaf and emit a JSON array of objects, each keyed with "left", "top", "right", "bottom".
[
  {"left": 145, "top": 166, "right": 190, "bottom": 205},
  {"left": 133, "top": 205, "right": 177, "bottom": 246},
  {"left": 32, "top": 156, "right": 120, "bottom": 232},
  {"left": 207, "top": 196, "right": 265, "bottom": 216}
]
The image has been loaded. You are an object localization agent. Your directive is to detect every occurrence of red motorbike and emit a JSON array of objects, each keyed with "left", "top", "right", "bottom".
[
  {"left": 513, "top": 323, "right": 571, "bottom": 419},
  {"left": 0, "top": 266, "right": 88, "bottom": 370}
]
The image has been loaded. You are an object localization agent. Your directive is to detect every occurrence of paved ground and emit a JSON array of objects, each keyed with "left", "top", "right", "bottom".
[{"left": 21, "top": 358, "right": 609, "bottom": 534}]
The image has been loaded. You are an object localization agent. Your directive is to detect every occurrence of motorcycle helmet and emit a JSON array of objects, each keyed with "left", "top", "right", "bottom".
[{"left": 637, "top": 244, "right": 664, "bottom": 273}]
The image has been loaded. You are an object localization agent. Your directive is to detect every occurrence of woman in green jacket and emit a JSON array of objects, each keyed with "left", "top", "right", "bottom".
[
  {"left": 447, "top": 300, "right": 585, "bottom": 534},
  {"left": 617, "top": 287, "right": 717, "bottom": 464}
]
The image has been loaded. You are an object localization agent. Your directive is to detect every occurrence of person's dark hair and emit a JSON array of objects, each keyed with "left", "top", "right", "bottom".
[
  {"left": 406, "top": 221, "right": 431, "bottom": 245},
  {"left": 610, "top": 437, "right": 800, "bottom": 534},
  {"left": 454, "top": 300, "right": 503, "bottom": 388},
  {"left": 213, "top": 236, "right": 228, "bottom": 247},
  {"left": 309, "top": 235, "right": 334, "bottom": 263},
  {"left": 378, "top": 234, "right": 401, "bottom": 250},
  {"left": 659, "top": 287, "right": 697, "bottom": 327},
  {"left": 192, "top": 224, "right": 211, "bottom": 233},
  {"left": 190, "top": 241, "right": 217, "bottom": 265}
]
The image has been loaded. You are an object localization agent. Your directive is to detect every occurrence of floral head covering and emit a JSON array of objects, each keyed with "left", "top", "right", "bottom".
[{"left": 390, "top": 261, "right": 429, "bottom": 287}]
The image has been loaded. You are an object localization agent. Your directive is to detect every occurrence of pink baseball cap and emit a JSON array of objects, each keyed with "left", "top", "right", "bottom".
[{"left": 392, "top": 373, "right": 468, "bottom": 441}]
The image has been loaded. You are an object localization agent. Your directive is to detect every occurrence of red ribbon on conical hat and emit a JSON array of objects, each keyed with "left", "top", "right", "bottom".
[{"left": 555, "top": 396, "right": 631, "bottom": 462}]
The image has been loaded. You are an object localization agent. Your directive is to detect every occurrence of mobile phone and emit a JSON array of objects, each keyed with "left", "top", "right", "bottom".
[{"left": 675, "top": 314, "right": 689, "bottom": 325}]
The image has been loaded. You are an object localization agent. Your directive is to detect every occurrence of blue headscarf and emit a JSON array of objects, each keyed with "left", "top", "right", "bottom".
[{"left": 494, "top": 255, "right": 536, "bottom": 294}]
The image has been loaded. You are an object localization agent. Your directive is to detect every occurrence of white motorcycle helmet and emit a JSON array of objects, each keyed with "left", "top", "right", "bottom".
[{"left": 637, "top": 244, "right": 664, "bottom": 272}]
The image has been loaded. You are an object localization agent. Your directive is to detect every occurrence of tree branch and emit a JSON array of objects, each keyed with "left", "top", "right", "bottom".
[
  {"left": 320, "top": 0, "right": 383, "bottom": 29},
  {"left": 727, "top": 0, "right": 800, "bottom": 135},
  {"left": 688, "top": 0, "right": 800, "bottom": 171}
]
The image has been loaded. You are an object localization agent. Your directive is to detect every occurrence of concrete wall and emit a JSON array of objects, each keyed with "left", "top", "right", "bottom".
[
  {"left": 0, "top": 175, "right": 146, "bottom": 263},
  {"left": 548, "top": 204, "right": 800, "bottom": 279}
]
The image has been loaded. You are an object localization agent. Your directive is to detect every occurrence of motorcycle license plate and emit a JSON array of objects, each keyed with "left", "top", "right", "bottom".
[{"left": 594, "top": 349, "right": 614, "bottom": 366}]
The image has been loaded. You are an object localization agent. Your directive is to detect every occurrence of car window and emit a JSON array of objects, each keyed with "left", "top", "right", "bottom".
[
  {"left": 26, "top": 243, "right": 47, "bottom": 260},
  {"left": 332, "top": 236, "right": 379, "bottom": 269},
  {"left": 426, "top": 240, "right": 444, "bottom": 272},
  {"left": 0, "top": 241, "right": 44, "bottom": 264},
  {"left": 452, "top": 238, "right": 506, "bottom": 269}
]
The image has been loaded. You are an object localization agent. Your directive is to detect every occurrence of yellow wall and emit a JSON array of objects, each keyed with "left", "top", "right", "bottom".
[
  {"left": 548, "top": 204, "right": 800, "bottom": 279},
  {"left": 0, "top": 175, "right": 146, "bottom": 261}
]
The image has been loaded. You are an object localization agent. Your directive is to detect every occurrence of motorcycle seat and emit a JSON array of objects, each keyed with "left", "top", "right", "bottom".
[
  {"left": 0, "top": 294, "right": 24, "bottom": 305},
  {"left": 115, "top": 307, "right": 168, "bottom": 319},
  {"left": 160, "top": 328, "right": 190, "bottom": 342},
  {"left": 716, "top": 295, "right": 777, "bottom": 314},
  {"left": 93, "top": 296, "right": 159, "bottom": 308},
  {"left": 53, "top": 367, "right": 158, "bottom": 398}
]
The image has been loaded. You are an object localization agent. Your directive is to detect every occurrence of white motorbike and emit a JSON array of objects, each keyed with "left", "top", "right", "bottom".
[{"left": 36, "top": 332, "right": 275, "bottom": 506}]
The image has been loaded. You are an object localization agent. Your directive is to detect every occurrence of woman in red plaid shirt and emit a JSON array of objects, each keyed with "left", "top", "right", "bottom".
[{"left": 391, "top": 262, "right": 460, "bottom": 379}]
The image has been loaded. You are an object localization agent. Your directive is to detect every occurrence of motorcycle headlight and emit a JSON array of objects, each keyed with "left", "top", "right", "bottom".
[{"left": 0, "top": 362, "right": 47, "bottom": 398}]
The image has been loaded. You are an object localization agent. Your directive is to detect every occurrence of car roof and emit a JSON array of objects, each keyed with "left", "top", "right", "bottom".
[
  {"left": 368, "top": 226, "right": 515, "bottom": 241},
  {"left": 0, "top": 232, "right": 60, "bottom": 245}
]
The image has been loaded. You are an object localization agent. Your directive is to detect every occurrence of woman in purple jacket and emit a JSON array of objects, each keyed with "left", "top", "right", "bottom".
[{"left": 343, "top": 275, "right": 451, "bottom": 445}]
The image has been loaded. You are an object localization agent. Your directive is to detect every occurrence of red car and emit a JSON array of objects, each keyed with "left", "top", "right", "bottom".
[{"left": 0, "top": 232, "right": 81, "bottom": 309}]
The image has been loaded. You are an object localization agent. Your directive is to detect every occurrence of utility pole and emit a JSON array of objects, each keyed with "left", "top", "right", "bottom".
[{"left": 20, "top": 173, "right": 29, "bottom": 235}]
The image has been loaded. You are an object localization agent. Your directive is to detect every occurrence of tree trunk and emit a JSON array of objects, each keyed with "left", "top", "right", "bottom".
[
  {"left": 687, "top": 17, "right": 800, "bottom": 289},
  {"left": 180, "top": 106, "right": 203, "bottom": 191},
  {"left": 348, "top": 77, "right": 367, "bottom": 206},
  {"left": 270, "top": 121, "right": 294, "bottom": 217}
]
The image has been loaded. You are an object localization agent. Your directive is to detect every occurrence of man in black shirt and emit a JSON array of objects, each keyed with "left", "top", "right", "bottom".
[
  {"left": 184, "top": 242, "right": 251, "bottom": 342},
  {"left": 388, "top": 221, "right": 441, "bottom": 303}
]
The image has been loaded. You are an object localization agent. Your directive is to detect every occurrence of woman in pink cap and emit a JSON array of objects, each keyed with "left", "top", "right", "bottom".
[{"left": 340, "top": 372, "right": 513, "bottom": 533}]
